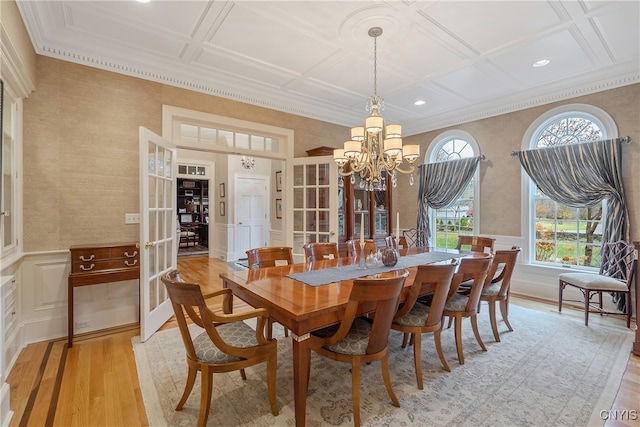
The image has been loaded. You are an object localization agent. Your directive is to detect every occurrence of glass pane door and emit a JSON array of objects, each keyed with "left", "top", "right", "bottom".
[{"left": 290, "top": 156, "right": 337, "bottom": 261}]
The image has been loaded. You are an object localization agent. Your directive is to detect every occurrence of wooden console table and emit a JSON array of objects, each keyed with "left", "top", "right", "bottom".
[{"left": 68, "top": 242, "right": 140, "bottom": 347}]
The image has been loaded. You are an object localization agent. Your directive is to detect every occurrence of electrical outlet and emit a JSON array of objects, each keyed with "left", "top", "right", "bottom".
[
  {"left": 76, "top": 320, "right": 90, "bottom": 328},
  {"left": 125, "top": 213, "right": 140, "bottom": 224}
]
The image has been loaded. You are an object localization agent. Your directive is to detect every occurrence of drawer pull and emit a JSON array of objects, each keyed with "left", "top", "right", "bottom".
[
  {"left": 79, "top": 254, "right": 95, "bottom": 262},
  {"left": 80, "top": 264, "right": 95, "bottom": 271},
  {"left": 124, "top": 251, "right": 138, "bottom": 258},
  {"left": 124, "top": 260, "right": 138, "bottom": 267}
]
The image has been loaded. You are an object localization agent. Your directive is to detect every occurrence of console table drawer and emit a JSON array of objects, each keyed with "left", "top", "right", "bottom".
[
  {"left": 72, "top": 257, "right": 139, "bottom": 273},
  {"left": 71, "top": 246, "right": 138, "bottom": 262},
  {"left": 70, "top": 243, "right": 139, "bottom": 274}
]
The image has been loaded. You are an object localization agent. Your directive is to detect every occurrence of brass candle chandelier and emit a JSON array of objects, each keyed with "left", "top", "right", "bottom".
[{"left": 333, "top": 27, "right": 420, "bottom": 191}]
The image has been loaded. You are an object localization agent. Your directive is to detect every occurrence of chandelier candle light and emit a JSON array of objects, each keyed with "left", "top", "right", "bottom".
[{"left": 333, "top": 27, "right": 420, "bottom": 191}]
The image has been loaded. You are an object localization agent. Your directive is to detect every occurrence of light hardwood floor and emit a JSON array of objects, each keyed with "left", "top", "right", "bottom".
[{"left": 7, "top": 255, "right": 640, "bottom": 427}]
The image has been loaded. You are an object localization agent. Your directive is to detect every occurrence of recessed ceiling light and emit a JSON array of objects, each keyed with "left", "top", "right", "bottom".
[
  {"left": 136, "top": 0, "right": 151, "bottom": 3},
  {"left": 533, "top": 59, "right": 550, "bottom": 68},
  {"left": 414, "top": 100, "right": 426, "bottom": 106}
]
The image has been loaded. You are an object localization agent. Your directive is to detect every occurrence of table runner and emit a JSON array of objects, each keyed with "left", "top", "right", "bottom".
[{"left": 287, "top": 251, "right": 461, "bottom": 286}]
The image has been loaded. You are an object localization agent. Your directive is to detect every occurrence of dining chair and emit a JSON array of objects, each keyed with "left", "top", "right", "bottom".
[
  {"left": 384, "top": 235, "right": 398, "bottom": 249},
  {"left": 442, "top": 256, "right": 492, "bottom": 365},
  {"left": 479, "top": 247, "right": 521, "bottom": 341},
  {"left": 401, "top": 228, "right": 427, "bottom": 248},
  {"left": 302, "top": 242, "right": 339, "bottom": 262},
  {"left": 161, "top": 270, "right": 279, "bottom": 427},
  {"left": 246, "top": 246, "right": 294, "bottom": 337},
  {"left": 391, "top": 263, "right": 457, "bottom": 389},
  {"left": 455, "top": 235, "right": 495, "bottom": 253},
  {"left": 179, "top": 224, "right": 199, "bottom": 247},
  {"left": 245, "top": 246, "right": 294, "bottom": 269},
  {"left": 559, "top": 240, "right": 636, "bottom": 328},
  {"left": 307, "top": 271, "right": 409, "bottom": 427}
]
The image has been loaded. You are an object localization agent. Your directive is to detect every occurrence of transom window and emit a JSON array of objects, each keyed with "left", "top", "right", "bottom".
[
  {"left": 529, "top": 110, "right": 609, "bottom": 269},
  {"left": 428, "top": 132, "right": 479, "bottom": 250},
  {"left": 179, "top": 123, "right": 280, "bottom": 154}
]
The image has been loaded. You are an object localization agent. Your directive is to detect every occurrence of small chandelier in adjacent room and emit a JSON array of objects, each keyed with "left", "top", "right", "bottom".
[
  {"left": 333, "top": 27, "right": 420, "bottom": 191},
  {"left": 241, "top": 156, "right": 256, "bottom": 170}
]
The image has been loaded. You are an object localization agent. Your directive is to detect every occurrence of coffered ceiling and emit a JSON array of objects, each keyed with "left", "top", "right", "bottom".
[{"left": 16, "top": 0, "right": 640, "bottom": 135}]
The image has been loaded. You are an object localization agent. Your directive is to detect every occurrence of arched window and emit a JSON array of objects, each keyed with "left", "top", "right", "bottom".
[
  {"left": 522, "top": 104, "right": 617, "bottom": 269},
  {"left": 426, "top": 131, "right": 480, "bottom": 249}
]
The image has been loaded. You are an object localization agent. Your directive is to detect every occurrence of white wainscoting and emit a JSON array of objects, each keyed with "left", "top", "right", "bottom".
[
  {"left": 20, "top": 251, "right": 139, "bottom": 345},
  {"left": 0, "top": 382, "right": 11, "bottom": 427},
  {"left": 210, "top": 223, "right": 235, "bottom": 261},
  {"left": 269, "top": 229, "right": 284, "bottom": 247}
]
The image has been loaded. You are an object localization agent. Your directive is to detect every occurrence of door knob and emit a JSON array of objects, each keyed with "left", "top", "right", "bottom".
[
  {"left": 145, "top": 242, "right": 154, "bottom": 249},
  {"left": 239, "top": 221, "right": 243, "bottom": 225}
]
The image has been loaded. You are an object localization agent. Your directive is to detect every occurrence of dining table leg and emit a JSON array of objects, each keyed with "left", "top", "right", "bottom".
[{"left": 291, "top": 332, "right": 311, "bottom": 427}]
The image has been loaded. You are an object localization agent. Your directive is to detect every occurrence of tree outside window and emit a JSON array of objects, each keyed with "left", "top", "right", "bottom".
[{"left": 531, "top": 114, "right": 606, "bottom": 268}]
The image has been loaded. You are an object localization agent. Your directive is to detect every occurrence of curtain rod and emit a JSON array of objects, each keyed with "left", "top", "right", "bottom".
[{"left": 510, "top": 136, "right": 631, "bottom": 157}]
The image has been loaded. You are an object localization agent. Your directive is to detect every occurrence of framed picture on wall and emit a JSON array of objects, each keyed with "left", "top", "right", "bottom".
[
  {"left": 276, "top": 198, "right": 283, "bottom": 219},
  {"left": 276, "top": 171, "right": 282, "bottom": 192}
]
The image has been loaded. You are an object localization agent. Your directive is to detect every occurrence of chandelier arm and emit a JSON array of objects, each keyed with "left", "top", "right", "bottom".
[
  {"left": 379, "top": 156, "right": 397, "bottom": 170},
  {"left": 349, "top": 160, "right": 367, "bottom": 173},
  {"left": 337, "top": 169, "right": 355, "bottom": 177},
  {"left": 392, "top": 164, "right": 416, "bottom": 174}
]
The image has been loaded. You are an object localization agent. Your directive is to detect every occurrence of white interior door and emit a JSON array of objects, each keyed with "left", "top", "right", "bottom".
[
  {"left": 235, "top": 175, "right": 268, "bottom": 259},
  {"left": 139, "top": 127, "right": 176, "bottom": 342}
]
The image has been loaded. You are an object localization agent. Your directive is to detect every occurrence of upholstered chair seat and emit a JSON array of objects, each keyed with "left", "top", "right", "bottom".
[
  {"left": 313, "top": 318, "right": 373, "bottom": 355},
  {"left": 557, "top": 273, "right": 629, "bottom": 291},
  {"left": 193, "top": 322, "right": 259, "bottom": 364},
  {"left": 392, "top": 302, "right": 431, "bottom": 327},
  {"left": 443, "top": 293, "right": 469, "bottom": 312}
]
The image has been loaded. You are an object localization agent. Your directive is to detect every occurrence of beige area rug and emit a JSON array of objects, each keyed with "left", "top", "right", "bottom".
[{"left": 132, "top": 305, "right": 633, "bottom": 427}]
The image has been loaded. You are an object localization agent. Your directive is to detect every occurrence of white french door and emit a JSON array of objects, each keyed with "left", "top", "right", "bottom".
[
  {"left": 287, "top": 156, "right": 338, "bottom": 261},
  {"left": 139, "top": 127, "right": 176, "bottom": 342}
]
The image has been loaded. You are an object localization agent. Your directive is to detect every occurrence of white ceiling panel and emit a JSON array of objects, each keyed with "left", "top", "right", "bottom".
[
  {"left": 64, "top": 3, "right": 190, "bottom": 57},
  {"left": 422, "top": 1, "right": 563, "bottom": 54},
  {"left": 85, "top": 1, "right": 210, "bottom": 35},
  {"left": 195, "top": 48, "right": 300, "bottom": 89},
  {"left": 489, "top": 30, "right": 597, "bottom": 86},
  {"left": 15, "top": 0, "right": 640, "bottom": 134},
  {"left": 593, "top": 2, "right": 640, "bottom": 61},
  {"left": 382, "top": 83, "right": 468, "bottom": 118},
  {"left": 211, "top": 4, "right": 337, "bottom": 74},
  {"left": 432, "top": 65, "right": 515, "bottom": 102}
]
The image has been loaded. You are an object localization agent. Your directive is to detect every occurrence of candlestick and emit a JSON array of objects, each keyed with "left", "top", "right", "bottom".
[{"left": 360, "top": 212, "right": 365, "bottom": 245}]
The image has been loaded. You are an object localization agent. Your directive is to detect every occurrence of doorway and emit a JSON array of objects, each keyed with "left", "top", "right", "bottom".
[{"left": 177, "top": 177, "right": 209, "bottom": 256}]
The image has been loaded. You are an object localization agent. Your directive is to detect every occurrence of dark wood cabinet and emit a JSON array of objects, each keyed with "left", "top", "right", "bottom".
[{"left": 338, "top": 171, "right": 392, "bottom": 248}]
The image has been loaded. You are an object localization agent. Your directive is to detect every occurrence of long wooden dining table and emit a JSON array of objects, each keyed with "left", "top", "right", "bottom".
[{"left": 219, "top": 247, "right": 473, "bottom": 427}]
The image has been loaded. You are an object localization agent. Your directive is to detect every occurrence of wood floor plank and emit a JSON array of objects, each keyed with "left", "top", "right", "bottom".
[{"left": 7, "top": 255, "right": 639, "bottom": 427}]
